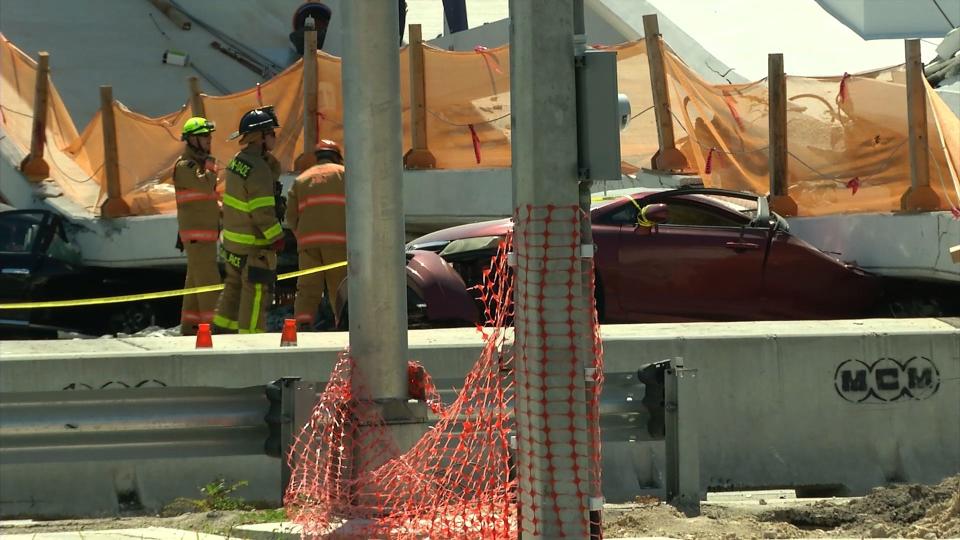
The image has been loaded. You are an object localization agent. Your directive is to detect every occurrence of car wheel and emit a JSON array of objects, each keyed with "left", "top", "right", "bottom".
[{"left": 107, "top": 302, "right": 156, "bottom": 335}]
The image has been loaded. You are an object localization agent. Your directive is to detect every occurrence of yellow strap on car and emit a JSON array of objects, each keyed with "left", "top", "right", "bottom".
[
  {"left": 591, "top": 194, "right": 654, "bottom": 227},
  {"left": 0, "top": 261, "right": 348, "bottom": 310}
]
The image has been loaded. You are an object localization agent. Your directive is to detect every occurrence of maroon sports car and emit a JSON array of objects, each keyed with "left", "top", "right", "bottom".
[{"left": 338, "top": 188, "right": 883, "bottom": 327}]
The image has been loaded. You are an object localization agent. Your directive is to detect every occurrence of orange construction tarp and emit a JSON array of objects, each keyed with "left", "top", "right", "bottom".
[{"left": 1, "top": 33, "right": 957, "bottom": 217}]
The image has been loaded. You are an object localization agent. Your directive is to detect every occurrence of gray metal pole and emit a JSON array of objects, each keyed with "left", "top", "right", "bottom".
[
  {"left": 342, "top": 0, "right": 408, "bottom": 400},
  {"left": 510, "top": 0, "right": 592, "bottom": 537}
]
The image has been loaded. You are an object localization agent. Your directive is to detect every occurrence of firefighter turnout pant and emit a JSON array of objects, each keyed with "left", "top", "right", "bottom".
[
  {"left": 214, "top": 248, "right": 277, "bottom": 334},
  {"left": 294, "top": 245, "right": 347, "bottom": 330},
  {"left": 180, "top": 241, "right": 221, "bottom": 336}
]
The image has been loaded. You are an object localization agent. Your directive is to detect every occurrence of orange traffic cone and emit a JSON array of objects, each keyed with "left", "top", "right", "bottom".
[
  {"left": 195, "top": 323, "right": 213, "bottom": 348},
  {"left": 280, "top": 318, "right": 297, "bottom": 347}
]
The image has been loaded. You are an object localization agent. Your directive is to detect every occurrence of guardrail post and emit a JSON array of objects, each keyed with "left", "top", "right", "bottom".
[
  {"left": 188, "top": 76, "right": 205, "bottom": 117},
  {"left": 403, "top": 24, "right": 437, "bottom": 169},
  {"left": 295, "top": 17, "right": 320, "bottom": 172},
  {"left": 643, "top": 14, "right": 688, "bottom": 172},
  {"left": 768, "top": 53, "right": 797, "bottom": 217},
  {"left": 901, "top": 39, "right": 941, "bottom": 212},
  {"left": 665, "top": 356, "right": 701, "bottom": 516},
  {"left": 20, "top": 51, "right": 51, "bottom": 180},
  {"left": 99, "top": 85, "right": 130, "bottom": 218}
]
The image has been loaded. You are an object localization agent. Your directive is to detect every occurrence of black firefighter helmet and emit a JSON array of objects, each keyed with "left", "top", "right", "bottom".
[{"left": 228, "top": 106, "right": 280, "bottom": 141}]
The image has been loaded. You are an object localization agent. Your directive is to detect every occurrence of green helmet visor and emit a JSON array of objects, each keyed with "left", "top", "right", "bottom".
[{"left": 182, "top": 117, "right": 216, "bottom": 140}]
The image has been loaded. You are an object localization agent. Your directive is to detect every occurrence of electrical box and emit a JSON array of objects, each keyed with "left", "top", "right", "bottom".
[{"left": 575, "top": 49, "right": 623, "bottom": 181}]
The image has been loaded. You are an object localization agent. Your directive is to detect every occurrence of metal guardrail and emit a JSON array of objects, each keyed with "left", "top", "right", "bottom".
[
  {"left": 0, "top": 367, "right": 667, "bottom": 465},
  {"left": 0, "top": 386, "right": 269, "bottom": 464}
]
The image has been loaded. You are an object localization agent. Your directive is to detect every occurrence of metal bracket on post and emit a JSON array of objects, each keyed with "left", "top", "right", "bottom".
[
  {"left": 264, "top": 376, "right": 310, "bottom": 500},
  {"left": 664, "top": 356, "right": 701, "bottom": 516}
]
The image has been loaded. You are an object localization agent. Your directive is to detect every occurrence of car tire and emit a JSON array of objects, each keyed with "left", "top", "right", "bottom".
[{"left": 106, "top": 302, "right": 156, "bottom": 335}]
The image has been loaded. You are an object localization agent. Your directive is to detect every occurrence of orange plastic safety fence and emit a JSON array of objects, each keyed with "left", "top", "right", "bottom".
[
  {"left": 285, "top": 220, "right": 604, "bottom": 538},
  {"left": 4, "top": 31, "right": 959, "bottom": 219},
  {"left": 512, "top": 204, "right": 603, "bottom": 537}
]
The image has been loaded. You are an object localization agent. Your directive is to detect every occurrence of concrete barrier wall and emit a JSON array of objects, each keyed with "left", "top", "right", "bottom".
[{"left": 1, "top": 319, "right": 957, "bottom": 517}]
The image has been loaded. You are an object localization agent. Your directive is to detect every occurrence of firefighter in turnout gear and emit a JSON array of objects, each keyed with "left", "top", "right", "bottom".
[
  {"left": 213, "top": 107, "right": 285, "bottom": 334},
  {"left": 286, "top": 139, "right": 346, "bottom": 330},
  {"left": 174, "top": 117, "right": 221, "bottom": 336}
]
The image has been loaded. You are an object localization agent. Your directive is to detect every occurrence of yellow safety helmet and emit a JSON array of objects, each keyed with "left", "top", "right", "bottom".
[{"left": 181, "top": 117, "right": 216, "bottom": 140}]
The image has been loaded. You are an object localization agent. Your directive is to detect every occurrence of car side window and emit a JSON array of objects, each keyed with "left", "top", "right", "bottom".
[
  {"left": 661, "top": 200, "right": 745, "bottom": 227},
  {"left": 605, "top": 203, "right": 639, "bottom": 225},
  {"left": 0, "top": 213, "right": 41, "bottom": 253}
]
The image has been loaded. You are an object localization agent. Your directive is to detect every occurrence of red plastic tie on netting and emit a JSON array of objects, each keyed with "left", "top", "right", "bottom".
[
  {"left": 407, "top": 360, "right": 444, "bottom": 415},
  {"left": 704, "top": 147, "right": 715, "bottom": 174},
  {"left": 469, "top": 124, "right": 482, "bottom": 164},
  {"left": 474, "top": 45, "right": 503, "bottom": 74},
  {"left": 838, "top": 72, "right": 851, "bottom": 105},
  {"left": 723, "top": 90, "right": 745, "bottom": 131},
  {"left": 846, "top": 176, "right": 861, "bottom": 195}
]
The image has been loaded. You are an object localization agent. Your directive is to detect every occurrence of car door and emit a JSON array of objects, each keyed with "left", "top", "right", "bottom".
[{"left": 608, "top": 195, "right": 770, "bottom": 321}]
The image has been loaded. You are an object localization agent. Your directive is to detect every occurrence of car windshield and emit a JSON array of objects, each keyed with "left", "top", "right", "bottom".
[{"left": 0, "top": 212, "right": 43, "bottom": 253}]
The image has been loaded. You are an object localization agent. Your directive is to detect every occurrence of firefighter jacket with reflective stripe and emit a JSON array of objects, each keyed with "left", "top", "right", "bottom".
[
  {"left": 286, "top": 162, "right": 346, "bottom": 250},
  {"left": 173, "top": 147, "right": 220, "bottom": 243},
  {"left": 221, "top": 147, "right": 283, "bottom": 254}
]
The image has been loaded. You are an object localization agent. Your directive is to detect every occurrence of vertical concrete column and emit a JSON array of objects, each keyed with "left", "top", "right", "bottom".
[
  {"left": 99, "top": 86, "right": 130, "bottom": 218},
  {"left": 342, "top": 0, "right": 408, "bottom": 400},
  {"left": 511, "top": 0, "right": 592, "bottom": 537},
  {"left": 901, "top": 39, "right": 941, "bottom": 211},
  {"left": 403, "top": 23, "right": 437, "bottom": 169},
  {"left": 767, "top": 53, "right": 797, "bottom": 216},
  {"left": 188, "top": 76, "right": 205, "bottom": 117},
  {"left": 20, "top": 51, "right": 51, "bottom": 180},
  {"left": 642, "top": 15, "right": 687, "bottom": 172}
]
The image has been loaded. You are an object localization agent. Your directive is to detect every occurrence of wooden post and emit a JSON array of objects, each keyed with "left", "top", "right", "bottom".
[
  {"left": 20, "top": 51, "right": 51, "bottom": 180},
  {"left": 643, "top": 14, "right": 687, "bottom": 172},
  {"left": 767, "top": 53, "right": 797, "bottom": 217},
  {"left": 294, "top": 17, "right": 319, "bottom": 172},
  {"left": 188, "top": 76, "right": 205, "bottom": 117},
  {"left": 148, "top": 0, "right": 191, "bottom": 30},
  {"left": 403, "top": 23, "right": 437, "bottom": 169},
  {"left": 900, "top": 39, "right": 941, "bottom": 211},
  {"left": 99, "top": 86, "right": 130, "bottom": 218}
]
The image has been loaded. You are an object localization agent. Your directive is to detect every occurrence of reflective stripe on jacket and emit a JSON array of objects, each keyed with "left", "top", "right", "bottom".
[
  {"left": 221, "top": 147, "right": 283, "bottom": 253},
  {"left": 173, "top": 148, "right": 220, "bottom": 243},
  {"left": 286, "top": 162, "right": 346, "bottom": 250}
]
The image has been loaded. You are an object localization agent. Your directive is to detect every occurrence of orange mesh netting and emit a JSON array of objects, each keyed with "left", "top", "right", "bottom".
[
  {"left": 2, "top": 33, "right": 958, "bottom": 217},
  {"left": 285, "top": 219, "right": 604, "bottom": 538}
]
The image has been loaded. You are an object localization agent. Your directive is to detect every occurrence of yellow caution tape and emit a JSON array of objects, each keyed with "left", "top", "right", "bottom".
[
  {"left": 0, "top": 261, "right": 348, "bottom": 310},
  {"left": 591, "top": 195, "right": 653, "bottom": 227}
]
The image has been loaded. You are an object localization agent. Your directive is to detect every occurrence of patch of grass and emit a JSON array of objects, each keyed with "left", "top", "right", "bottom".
[
  {"left": 238, "top": 507, "right": 287, "bottom": 524},
  {"left": 161, "top": 478, "right": 253, "bottom": 516},
  {"left": 199, "top": 479, "right": 251, "bottom": 511}
]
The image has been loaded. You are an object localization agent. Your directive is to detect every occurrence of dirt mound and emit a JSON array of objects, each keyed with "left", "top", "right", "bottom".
[{"left": 762, "top": 475, "right": 960, "bottom": 538}]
